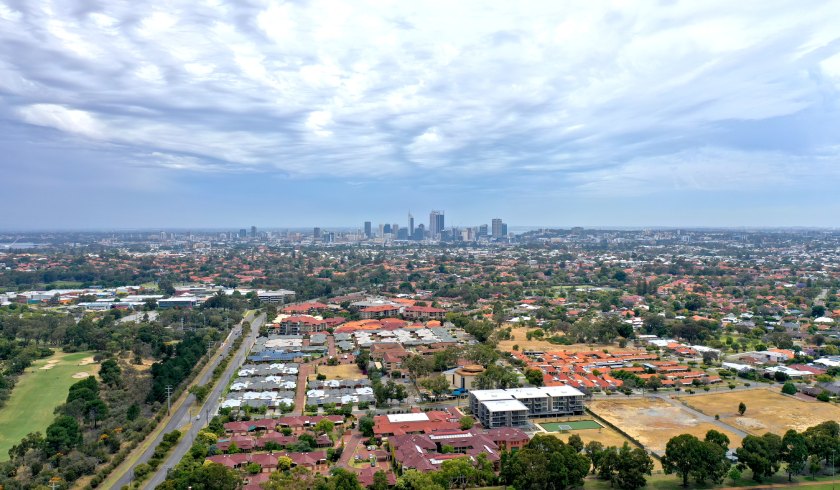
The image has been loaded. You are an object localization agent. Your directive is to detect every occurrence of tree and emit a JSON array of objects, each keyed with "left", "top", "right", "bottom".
[
  {"left": 705, "top": 429, "right": 730, "bottom": 450},
  {"left": 568, "top": 434, "right": 584, "bottom": 453},
  {"left": 465, "top": 343, "right": 499, "bottom": 367},
  {"left": 662, "top": 434, "right": 729, "bottom": 487},
  {"left": 45, "top": 415, "right": 82, "bottom": 453},
  {"left": 781, "top": 430, "right": 809, "bottom": 482},
  {"left": 185, "top": 462, "right": 243, "bottom": 489},
  {"left": 99, "top": 358, "right": 122, "bottom": 387},
  {"left": 330, "top": 468, "right": 363, "bottom": 490},
  {"left": 738, "top": 401, "right": 747, "bottom": 416},
  {"left": 501, "top": 434, "right": 590, "bottom": 490},
  {"left": 435, "top": 456, "right": 477, "bottom": 489},
  {"left": 403, "top": 355, "right": 433, "bottom": 379},
  {"left": 459, "top": 416, "right": 475, "bottom": 430},
  {"left": 612, "top": 443, "right": 654, "bottom": 490},
  {"left": 662, "top": 434, "right": 699, "bottom": 487},
  {"left": 525, "top": 368, "right": 544, "bottom": 386},
  {"left": 419, "top": 375, "right": 451, "bottom": 400},
  {"left": 736, "top": 433, "right": 783, "bottom": 482},
  {"left": 314, "top": 419, "right": 335, "bottom": 435},
  {"left": 645, "top": 376, "right": 662, "bottom": 392},
  {"left": 782, "top": 382, "right": 797, "bottom": 395},
  {"left": 395, "top": 469, "right": 445, "bottom": 490},
  {"left": 369, "top": 471, "right": 390, "bottom": 490},
  {"left": 359, "top": 415, "right": 375, "bottom": 438}
]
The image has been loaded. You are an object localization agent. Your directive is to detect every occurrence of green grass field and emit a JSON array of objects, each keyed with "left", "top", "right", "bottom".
[
  {"left": 0, "top": 350, "right": 97, "bottom": 460},
  {"left": 540, "top": 420, "right": 603, "bottom": 432}
]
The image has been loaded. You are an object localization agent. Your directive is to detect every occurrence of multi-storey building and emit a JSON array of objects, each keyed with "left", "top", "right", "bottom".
[{"left": 469, "top": 386, "right": 585, "bottom": 427}]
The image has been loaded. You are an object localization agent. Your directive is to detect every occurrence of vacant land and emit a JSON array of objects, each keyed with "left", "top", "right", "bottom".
[
  {"left": 317, "top": 364, "right": 363, "bottom": 380},
  {"left": 680, "top": 389, "right": 840, "bottom": 435},
  {"left": 550, "top": 421, "right": 663, "bottom": 470},
  {"left": 0, "top": 350, "right": 98, "bottom": 459},
  {"left": 590, "top": 397, "right": 743, "bottom": 454},
  {"left": 498, "top": 327, "right": 603, "bottom": 353}
]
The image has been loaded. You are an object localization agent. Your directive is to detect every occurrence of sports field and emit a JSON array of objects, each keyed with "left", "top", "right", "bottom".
[
  {"left": 540, "top": 420, "right": 603, "bottom": 431},
  {"left": 0, "top": 350, "right": 97, "bottom": 460}
]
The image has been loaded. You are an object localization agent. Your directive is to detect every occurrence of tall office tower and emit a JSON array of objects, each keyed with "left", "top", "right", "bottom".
[
  {"left": 414, "top": 223, "right": 426, "bottom": 240},
  {"left": 501, "top": 223, "right": 508, "bottom": 236},
  {"left": 313, "top": 227, "right": 322, "bottom": 239},
  {"left": 391, "top": 224, "right": 399, "bottom": 237},
  {"left": 478, "top": 224, "right": 488, "bottom": 237},
  {"left": 491, "top": 218, "right": 504, "bottom": 238},
  {"left": 383, "top": 223, "right": 391, "bottom": 234},
  {"left": 364, "top": 221, "right": 372, "bottom": 238},
  {"left": 239, "top": 228, "right": 247, "bottom": 238},
  {"left": 408, "top": 213, "right": 415, "bottom": 237},
  {"left": 429, "top": 210, "right": 445, "bottom": 238},
  {"left": 250, "top": 225, "right": 257, "bottom": 238}
]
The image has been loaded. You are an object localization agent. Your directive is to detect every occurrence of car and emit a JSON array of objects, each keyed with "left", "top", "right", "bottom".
[
  {"left": 354, "top": 455, "right": 361, "bottom": 460},
  {"left": 367, "top": 445, "right": 376, "bottom": 451},
  {"left": 370, "top": 461, "right": 376, "bottom": 467}
]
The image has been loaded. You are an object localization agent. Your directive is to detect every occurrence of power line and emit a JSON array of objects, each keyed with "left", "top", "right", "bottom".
[{"left": 165, "top": 385, "right": 173, "bottom": 414}]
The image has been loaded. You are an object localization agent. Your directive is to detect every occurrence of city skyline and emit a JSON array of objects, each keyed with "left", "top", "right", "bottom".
[{"left": 3, "top": 1, "right": 840, "bottom": 229}]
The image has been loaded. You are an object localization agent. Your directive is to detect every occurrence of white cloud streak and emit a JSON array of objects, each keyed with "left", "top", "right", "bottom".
[{"left": 1, "top": 0, "right": 840, "bottom": 193}]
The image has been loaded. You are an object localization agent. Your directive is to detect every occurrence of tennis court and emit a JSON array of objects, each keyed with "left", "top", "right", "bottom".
[{"left": 539, "top": 420, "right": 602, "bottom": 432}]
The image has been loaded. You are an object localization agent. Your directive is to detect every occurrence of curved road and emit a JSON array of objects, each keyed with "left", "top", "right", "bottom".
[{"left": 110, "top": 311, "right": 264, "bottom": 489}]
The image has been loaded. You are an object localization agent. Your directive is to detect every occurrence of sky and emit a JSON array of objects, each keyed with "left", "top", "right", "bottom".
[{"left": 2, "top": 0, "right": 840, "bottom": 230}]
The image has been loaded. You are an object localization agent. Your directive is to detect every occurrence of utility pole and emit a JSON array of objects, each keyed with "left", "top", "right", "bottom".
[{"left": 166, "top": 385, "right": 173, "bottom": 414}]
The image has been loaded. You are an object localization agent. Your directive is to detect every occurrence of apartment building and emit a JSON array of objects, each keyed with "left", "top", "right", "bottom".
[{"left": 469, "top": 386, "right": 585, "bottom": 428}]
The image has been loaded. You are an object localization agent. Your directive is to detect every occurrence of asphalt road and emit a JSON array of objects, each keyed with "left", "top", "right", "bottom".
[
  {"left": 111, "top": 311, "right": 263, "bottom": 490},
  {"left": 143, "top": 311, "right": 265, "bottom": 490}
]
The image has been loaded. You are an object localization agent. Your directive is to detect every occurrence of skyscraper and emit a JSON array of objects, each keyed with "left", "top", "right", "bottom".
[
  {"left": 250, "top": 225, "right": 257, "bottom": 238},
  {"left": 239, "top": 228, "right": 247, "bottom": 238},
  {"left": 313, "top": 227, "right": 322, "bottom": 239},
  {"left": 491, "top": 218, "right": 504, "bottom": 238},
  {"left": 429, "top": 210, "right": 445, "bottom": 238},
  {"left": 364, "top": 221, "right": 372, "bottom": 238},
  {"left": 408, "top": 213, "right": 414, "bottom": 237}
]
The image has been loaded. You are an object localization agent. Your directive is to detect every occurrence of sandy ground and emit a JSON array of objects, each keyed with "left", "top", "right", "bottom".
[
  {"left": 316, "top": 364, "right": 364, "bottom": 380},
  {"left": 679, "top": 389, "right": 840, "bottom": 435},
  {"left": 72, "top": 372, "right": 90, "bottom": 379},
  {"left": 39, "top": 361, "right": 59, "bottom": 370},
  {"left": 78, "top": 356, "right": 95, "bottom": 366},
  {"left": 498, "top": 327, "right": 609, "bottom": 353},
  {"left": 590, "top": 397, "right": 743, "bottom": 453}
]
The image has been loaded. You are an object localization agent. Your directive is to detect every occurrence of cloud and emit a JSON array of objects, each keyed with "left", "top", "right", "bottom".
[{"left": 1, "top": 0, "right": 840, "bottom": 225}]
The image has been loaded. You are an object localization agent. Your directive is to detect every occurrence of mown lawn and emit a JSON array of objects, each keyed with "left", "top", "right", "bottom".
[{"left": 0, "top": 350, "right": 97, "bottom": 460}]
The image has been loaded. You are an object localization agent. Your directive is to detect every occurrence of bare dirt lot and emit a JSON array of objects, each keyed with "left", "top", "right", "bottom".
[
  {"left": 679, "top": 389, "right": 840, "bottom": 435},
  {"left": 498, "top": 327, "right": 608, "bottom": 353},
  {"left": 316, "top": 364, "right": 364, "bottom": 380},
  {"left": 589, "top": 397, "right": 743, "bottom": 454}
]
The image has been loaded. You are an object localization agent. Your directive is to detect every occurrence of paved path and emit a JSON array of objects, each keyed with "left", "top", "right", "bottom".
[
  {"left": 142, "top": 312, "right": 265, "bottom": 490},
  {"left": 655, "top": 393, "right": 749, "bottom": 439},
  {"left": 295, "top": 363, "right": 313, "bottom": 414},
  {"left": 103, "top": 311, "right": 260, "bottom": 490},
  {"left": 327, "top": 335, "right": 337, "bottom": 357},
  {"left": 338, "top": 433, "right": 363, "bottom": 467}
]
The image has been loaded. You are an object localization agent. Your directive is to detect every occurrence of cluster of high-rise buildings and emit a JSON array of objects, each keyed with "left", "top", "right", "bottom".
[{"left": 361, "top": 211, "right": 508, "bottom": 242}]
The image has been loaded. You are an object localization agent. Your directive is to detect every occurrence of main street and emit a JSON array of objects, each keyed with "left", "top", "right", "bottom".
[
  {"left": 141, "top": 311, "right": 265, "bottom": 489},
  {"left": 107, "top": 310, "right": 264, "bottom": 490}
]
